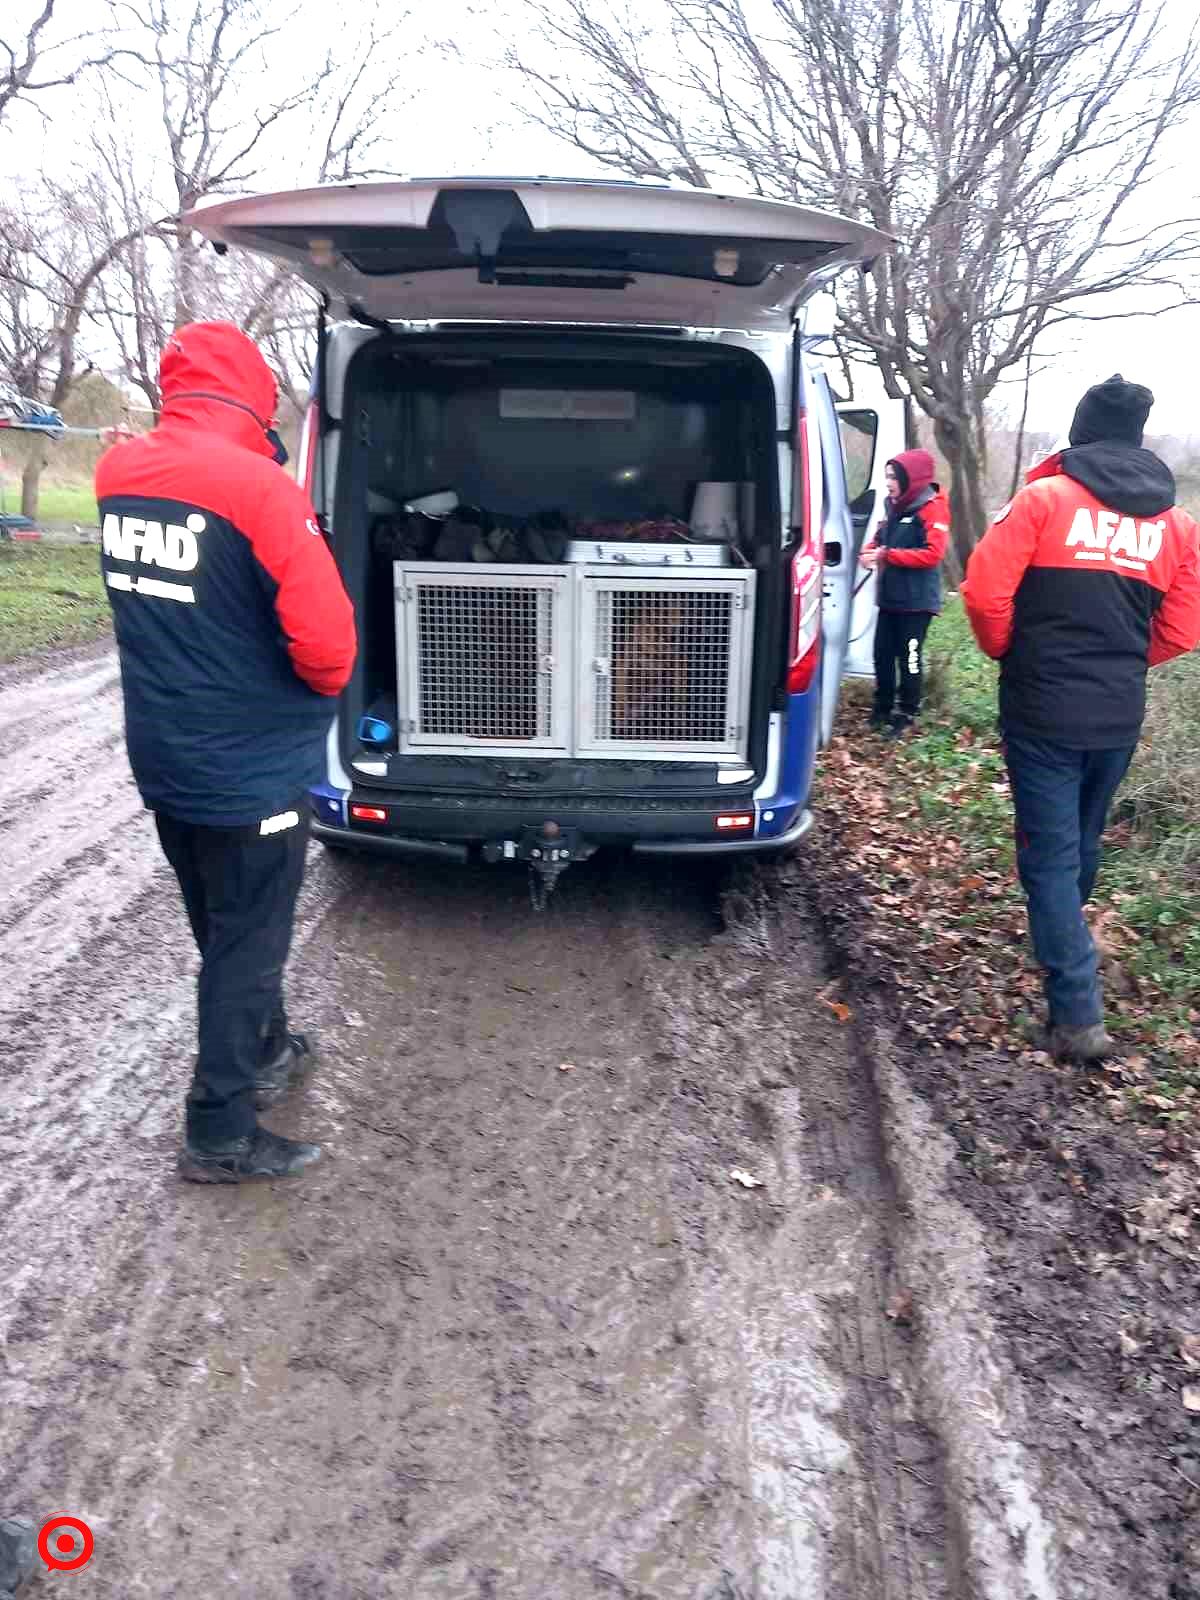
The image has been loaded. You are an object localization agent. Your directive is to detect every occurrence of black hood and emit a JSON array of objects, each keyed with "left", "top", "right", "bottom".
[{"left": 1061, "top": 442, "right": 1176, "bottom": 518}]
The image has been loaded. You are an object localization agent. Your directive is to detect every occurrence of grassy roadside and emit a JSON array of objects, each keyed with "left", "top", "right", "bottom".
[
  {"left": 0, "top": 481, "right": 99, "bottom": 527},
  {"left": 35, "top": 482, "right": 100, "bottom": 526},
  {"left": 814, "top": 599, "right": 1200, "bottom": 1130},
  {"left": 0, "top": 543, "right": 110, "bottom": 662}
]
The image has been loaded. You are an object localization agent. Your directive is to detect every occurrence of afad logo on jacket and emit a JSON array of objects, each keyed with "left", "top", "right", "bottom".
[
  {"left": 1064, "top": 507, "right": 1164, "bottom": 574},
  {"left": 101, "top": 511, "right": 204, "bottom": 604}
]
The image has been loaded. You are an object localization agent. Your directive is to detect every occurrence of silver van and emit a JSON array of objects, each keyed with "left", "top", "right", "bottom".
[{"left": 187, "top": 178, "right": 903, "bottom": 899}]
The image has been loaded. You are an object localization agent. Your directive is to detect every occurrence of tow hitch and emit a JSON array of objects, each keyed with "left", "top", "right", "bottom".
[{"left": 481, "top": 822, "right": 593, "bottom": 910}]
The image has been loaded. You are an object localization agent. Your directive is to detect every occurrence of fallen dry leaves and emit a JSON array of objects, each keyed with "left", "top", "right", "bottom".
[
  {"left": 808, "top": 727, "right": 1045, "bottom": 1063},
  {"left": 806, "top": 709, "right": 1200, "bottom": 1143}
]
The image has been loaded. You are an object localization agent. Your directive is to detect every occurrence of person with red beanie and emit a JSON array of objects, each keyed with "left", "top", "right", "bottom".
[
  {"left": 96, "top": 322, "right": 357, "bottom": 1182},
  {"left": 859, "top": 447, "right": 951, "bottom": 735}
]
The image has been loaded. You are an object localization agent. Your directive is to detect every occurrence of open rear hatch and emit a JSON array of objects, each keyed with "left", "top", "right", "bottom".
[
  {"left": 182, "top": 182, "right": 894, "bottom": 859},
  {"left": 183, "top": 177, "right": 892, "bottom": 330}
]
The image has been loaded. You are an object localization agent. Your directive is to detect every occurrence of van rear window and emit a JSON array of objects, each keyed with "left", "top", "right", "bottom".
[{"left": 498, "top": 390, "right": 637, "bottom": 422}]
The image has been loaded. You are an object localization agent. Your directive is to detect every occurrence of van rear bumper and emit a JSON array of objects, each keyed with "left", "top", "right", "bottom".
[
  {"left": 312, "top": 823, "right": 470, "bottom": 862},
  {"left": 631, "top": 809, "right": 812, "bottom": 854},
  {"left": 310, "top": 803, "right": 812, "bottom": 861}
]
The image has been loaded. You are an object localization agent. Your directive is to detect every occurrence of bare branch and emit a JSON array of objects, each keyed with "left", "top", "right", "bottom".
[
  {"left": 500, "top": 0, "right": 1200, "bottom": 552},
  {"left": 0, "top": 1, "right": 148, "bottom": 124}
]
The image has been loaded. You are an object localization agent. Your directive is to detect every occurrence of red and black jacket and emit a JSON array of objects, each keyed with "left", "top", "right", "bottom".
[
  {"left": 865, "top": 449, "right": 951, "bottom": 614},
  {"left": 96, "top": 322, "right": 357, "bottom": 825},
  {"left": 872, "top": 487, "right": 950, "bottom": 614},
  {"left": 961, "top": 443, "right": 1200, "bottom": 747}
]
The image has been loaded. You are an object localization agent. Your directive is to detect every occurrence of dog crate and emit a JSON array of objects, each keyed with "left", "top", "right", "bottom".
[
  {"left": 394, "top": 566, "right": 572, "bottom": 754},
  {"left": 394, "top": 563, "right": 756, "bottom": 760},
  {"left": 577, "top": 572, "right": 755, "bottom": 758}
]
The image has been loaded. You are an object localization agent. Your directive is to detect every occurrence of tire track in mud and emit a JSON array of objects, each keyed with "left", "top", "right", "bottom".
[
  {"left": 0, "top": 645, "right": 352, "bottom": 1412},
  {"left": 2, "top": 646, "right": 966, "bottom": 1598},
  {"left": 647, "top": 872, "right": 960, "bottom": 1600},
  {"left": 0, "top": 645, "right": 152, "bottom": 1019},
  {"left": 0, "top": 648, "right": 120, "bottom": 743}
]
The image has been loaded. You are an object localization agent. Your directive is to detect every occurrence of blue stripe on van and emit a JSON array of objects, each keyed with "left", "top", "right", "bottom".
[
  {"left": 309, "top": 782, "right": 347, "bottom": 826},
  {"left": 755, "top": 688, "right": 819, "bottom": 837}
]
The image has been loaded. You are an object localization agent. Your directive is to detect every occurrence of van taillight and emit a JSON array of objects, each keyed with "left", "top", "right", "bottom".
[
  {"left": 299, "top": 401, "right": 319, "bottom": 496},
  {"left": 787, "top": 547, "right": 822, "bottom": 694},
  {"left": 787, "top": 407, "right": 823, "bottom": 695},
  {"left": 788, "top": 636, "right": 821, "bottom": 694},
  {"left": 350, "top": 804, "right": 387, "bottom": 823}
]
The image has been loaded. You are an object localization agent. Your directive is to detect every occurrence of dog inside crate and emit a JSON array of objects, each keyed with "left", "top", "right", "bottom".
[{"left": 605, "top": 589, "right": 732, "bottom": 744}]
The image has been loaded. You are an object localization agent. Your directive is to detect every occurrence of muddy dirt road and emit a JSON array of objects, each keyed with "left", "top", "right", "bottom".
[{"left": 1, "top": 644, "right": 1069, "bottom": 1598}]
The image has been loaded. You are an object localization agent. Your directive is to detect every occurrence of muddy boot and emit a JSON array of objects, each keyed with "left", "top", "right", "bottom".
[
  {"left": 178, "top": 1126, "right": 322, "bottom": 1184},
  {"left": 253, "top": 1031, "right": 314, "bottom": 1109},
  {"left": 1047, "top": 1022, "right": 1113, "bottom": 1063}
]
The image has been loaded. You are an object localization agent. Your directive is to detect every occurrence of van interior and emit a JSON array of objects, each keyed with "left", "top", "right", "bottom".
[{"left": 331, "top": 331, "right": 786, "bottom": 790}]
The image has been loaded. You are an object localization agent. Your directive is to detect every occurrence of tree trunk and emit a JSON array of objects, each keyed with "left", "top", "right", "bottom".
[
  {"left": 935, "top": 412, "right": 991, "bottom": 573},
  {"left": 174, "top": 235, "right": 201, "bottom": 330},
  {"left": 1009, "top": 347, "right": 1035, "bottom": 499},
  {"left": 20, "top": 445, "right": 47, "bottom": 522}
]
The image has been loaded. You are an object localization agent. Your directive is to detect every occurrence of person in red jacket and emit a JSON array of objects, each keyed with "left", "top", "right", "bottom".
[
  {"left": 859, "top": 447, "right": 951, "bottom": 736},
  {"left": 961, "top": 374, "right": 1200, "bottom": 1061},
  {"left": 96, "top": 322, "right": 357, "bottom": 1182}
]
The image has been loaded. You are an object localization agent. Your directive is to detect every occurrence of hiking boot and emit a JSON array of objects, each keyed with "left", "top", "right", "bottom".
[
  {"left": 178, "top": 1126, "right": 322, "bottom": 1184},
  {"left": 253, "top": 1031, "right": 314, "bottom": 1109},
  {"left": 886, "top": 714, "right": 916, "bottom": 741},
  {"left": 1047, "top": 1022, "right": 1113, "bottom": 1063},
  {"left": 869, "top": 710, "right": 892, "bottom": 733}
]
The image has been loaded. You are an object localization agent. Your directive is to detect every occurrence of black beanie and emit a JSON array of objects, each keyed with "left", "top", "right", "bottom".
[{"left": 1068, "top": 373, "right": 1154, "bottom": 448}]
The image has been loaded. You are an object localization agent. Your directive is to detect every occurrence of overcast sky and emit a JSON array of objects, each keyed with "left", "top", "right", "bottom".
[{"left": 4, "top": 0, "right": 1199, "bottom": 440}]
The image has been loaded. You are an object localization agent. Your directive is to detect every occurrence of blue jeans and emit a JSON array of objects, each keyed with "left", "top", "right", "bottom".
[{"left": 1002, "top": 732, "right": 1136, "bottom": 1027}]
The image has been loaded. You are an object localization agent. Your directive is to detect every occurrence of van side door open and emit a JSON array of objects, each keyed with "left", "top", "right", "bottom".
[{"left": 833, "top": 392, "right": 909, "bottom": 679}]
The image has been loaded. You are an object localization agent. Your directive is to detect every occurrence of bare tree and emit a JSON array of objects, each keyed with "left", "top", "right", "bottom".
[
  {"left": 88, "top": 0, "right": 413, "bottom": 408},
  {"left": 501, "top": 0, "right": 1200, "bottom": 558},
  {"left": 0, "top": 0, "right": 416, "bottom": 517},
  {"left": 0, "top": 0, "right": 139, "bottom": 126},
  {"left": 0, "top": 184, "right": 144, "bottom": 515}
]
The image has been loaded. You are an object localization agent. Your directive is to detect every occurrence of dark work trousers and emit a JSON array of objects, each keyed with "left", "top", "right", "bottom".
[
  {"left": 155, "top": 807, "right": 310, "bottom": 1146},
  {"left": 873, "top": 610, "right": 933, "bottom": 722},
  {"left": 1002, "top": 733, "right": 1137, "bottom": 1027}
]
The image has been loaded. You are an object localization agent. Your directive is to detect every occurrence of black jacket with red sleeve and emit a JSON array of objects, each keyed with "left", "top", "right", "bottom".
[
  {"left": 95, "top": 322, "right": 357, "bottom": 825},
  {"left": 961, "top": 443, "right": 1200, "bottom": 748},
  {"left": 872, "top": 487, "right": 950, "bottom": 614}
]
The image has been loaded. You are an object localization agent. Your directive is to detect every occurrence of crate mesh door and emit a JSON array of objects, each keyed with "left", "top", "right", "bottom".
[
  {"left": 581, "top": 572, "right": 755, "bottom": 759},
  {"left": 397, "top": 566, "right": 570, "bottom": 753}
]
